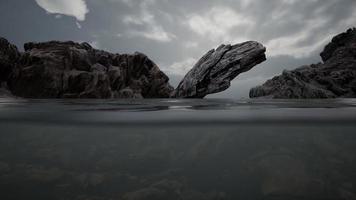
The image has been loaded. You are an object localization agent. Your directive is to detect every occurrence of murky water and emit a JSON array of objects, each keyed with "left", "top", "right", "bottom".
[{"left": 1, "top": 98, "right": 356, "bottom": 200}]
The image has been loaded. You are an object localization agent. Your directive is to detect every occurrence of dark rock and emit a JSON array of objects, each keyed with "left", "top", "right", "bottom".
[
  {"left": 250, "top": 28, "right": 356, "bottom": 99},
  {"left": 7, "top": 41, "right": 173, "bottom": 98},
  {"left": 173, "top": 41, "right": 266, "bottom": 98},
  {"left": 0, "top": 82, "right": 15, "bottom": 98},
  {"left": 1, "top": 37, "right": 267, "bottom": 99},
  {"left": 0, "top": 37, "right": 20, "bottom": 82},
  {"left": 320, "top": 28, "right": 356, "bottom": 62}
]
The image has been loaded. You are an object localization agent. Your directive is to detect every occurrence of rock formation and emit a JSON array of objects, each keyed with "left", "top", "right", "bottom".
[
  {"left": 2, "top": 40, "right": 173, "bottom": 98},
  {"left": 0, "top": 37, "right": 266, "bottom": 99},
  {"left": 0, "top": 38, "right": 20, "bottom": 83},
  {"left": 250, "top": 28, "right": 356, "bottom": 99},
  {"left": 173, "top": 41, "right": 266, "bottom": 98},
  {"left": 0, "top": 38, "right": 20, "bottom": 97}
]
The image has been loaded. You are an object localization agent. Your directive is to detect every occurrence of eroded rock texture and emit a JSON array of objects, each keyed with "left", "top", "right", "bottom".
[
  {"left": 1, "top": 37, "right": 267, "bottom": 99},
  {"left": 173, "top": 41, "right": 266, "bottom": 98},
  {"left": 5, "top": 41, "right": 173, "bottom": 98},
  {"left": 250, "top": 28, "right": 356, "bottom": 99}
]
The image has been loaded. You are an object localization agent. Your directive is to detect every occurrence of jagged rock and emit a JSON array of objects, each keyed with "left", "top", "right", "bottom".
[
  {"left": 321, "top": 28, "right": 356, "bottom": 62},
  {"left": 1, "top": 37, "right": 266, "bottom": 99},
  {"left": 6, "top": 41, "right": 173, "bottom": 98},
  {"left": 250, "top": 28, "right": 356, "bottom": 99},
  {"left": 173, "top": 41, "right": 266, "bottom": 98}
]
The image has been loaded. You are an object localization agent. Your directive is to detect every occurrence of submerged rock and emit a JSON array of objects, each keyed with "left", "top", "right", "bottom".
[
  {"left": 5, "top": 40, "right": 173, "bottom": 98},
  {"left": 173, "top": 41, "right": 266, "bottom": 98},
  {"left": 250, "top": 28, "right": 356, "bottom": 99}
]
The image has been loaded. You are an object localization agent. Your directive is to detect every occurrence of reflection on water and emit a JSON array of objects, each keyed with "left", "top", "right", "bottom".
[{"left": 0, "top": 98, "right": 356, "bottom": 200}]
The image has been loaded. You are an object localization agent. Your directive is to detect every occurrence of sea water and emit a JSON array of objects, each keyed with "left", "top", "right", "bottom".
[{"left": 0, "top": 98, "right": 356, "bottom": 200}]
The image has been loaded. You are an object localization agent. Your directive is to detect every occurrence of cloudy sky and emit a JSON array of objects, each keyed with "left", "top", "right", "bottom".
[{"left": 0, "top": 0, "right": 355, "bottom": 98}]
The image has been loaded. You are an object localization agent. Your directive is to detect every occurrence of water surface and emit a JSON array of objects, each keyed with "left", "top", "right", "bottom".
[{"left": 1, "top": 98, "right": 356, "bottom": 200}]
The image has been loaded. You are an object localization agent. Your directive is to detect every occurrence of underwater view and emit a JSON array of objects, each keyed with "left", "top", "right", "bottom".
[
  {"left": 1, "top": 98, "right": 356, "bottom": 200},
  {"left": 1, "top": 1, "right": 356, "bottom": 199}
]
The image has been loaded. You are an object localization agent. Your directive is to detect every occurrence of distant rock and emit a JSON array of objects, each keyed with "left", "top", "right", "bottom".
[
  {"left": 250, "top": 28, "right": 356, "bottom": 99},
  {"left": 173, "top": 41, "right": 266, "bottom": 98},
  {"left": 6, "top": 41, "right": 173, "bottom": 98}
]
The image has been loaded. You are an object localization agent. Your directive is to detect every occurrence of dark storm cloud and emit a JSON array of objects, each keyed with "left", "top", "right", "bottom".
[{"left": 0, "top": 0, "right": 355, "bottom": 98}]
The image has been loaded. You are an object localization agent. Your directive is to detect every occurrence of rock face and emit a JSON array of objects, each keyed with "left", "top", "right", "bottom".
[
  {"left": 173, "top": 41, "right": 266, "bottom": 98},
  {"left": 0, "top": 38, "right": 20, "bottom": 83},
  {"left": 5, "top": 40, "right": 173, "bottom": 98},
  {"left": 1, "top": 37, "right": 266, "bottom": 99},
  {"left": 250, "top": 28, "right": 356, "bottom": 99}
]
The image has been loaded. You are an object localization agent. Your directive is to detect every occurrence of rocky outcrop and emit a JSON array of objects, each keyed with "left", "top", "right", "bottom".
[
  {"left": 0, "top": 38, "right": 20, "bottom": 98},
  {"left": 1, "top": 37, "right": 266, "bottom": 99},
  {"left": 4, "top": 40, "right": 173, "bottom": 98},
  {"left": 0, "top": 38, "right": 20, "bottom": 83},
  {"left": 250, "top": 28, "right": 356, "bottom": 99},
  {"left": 173, "top": 41, "right": 266, "bottom": 98}
]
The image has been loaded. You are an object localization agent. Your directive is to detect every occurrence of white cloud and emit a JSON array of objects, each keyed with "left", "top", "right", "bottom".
[
  {"left": 183, "top": 41, "right": 199, "bottom": 48},
  {"left": 121, "top": 0, "right": 176, "bottom": 42},
  {"left": 267, "top": 33, "right": 331, "bottom": 58},
  {"left": 186, "top": 7, "right": 253, "bottom": 42},
  {"left": 165, "top": 58, "right": 197, "bottom": 75},
  {"left": 76, "top": 21, "right": 82, "bottom": 29},
  {"left": 266, "top": 17, "right": 330, "bottom": 58},
  {"left": 128, "top": 26, "right": 176, "bottom": 42},
  {"left": 35, "top": 0, "right": 89, "bottom": 21}
]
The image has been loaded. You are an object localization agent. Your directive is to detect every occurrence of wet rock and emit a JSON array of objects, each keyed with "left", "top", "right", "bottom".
[
  {"left": 173, "top": 41, "right": 266, "bottom": 98},
  {"left": 250, "top": 28, "right": 356, "bottom": 99},
  {"left": 7, "top": 41, "right": 173, "bottom": 98}
]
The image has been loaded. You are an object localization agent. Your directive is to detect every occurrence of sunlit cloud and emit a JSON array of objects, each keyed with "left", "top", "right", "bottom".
[{"left": 35, "top": 0, "right": 89, "bottom": 21}]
